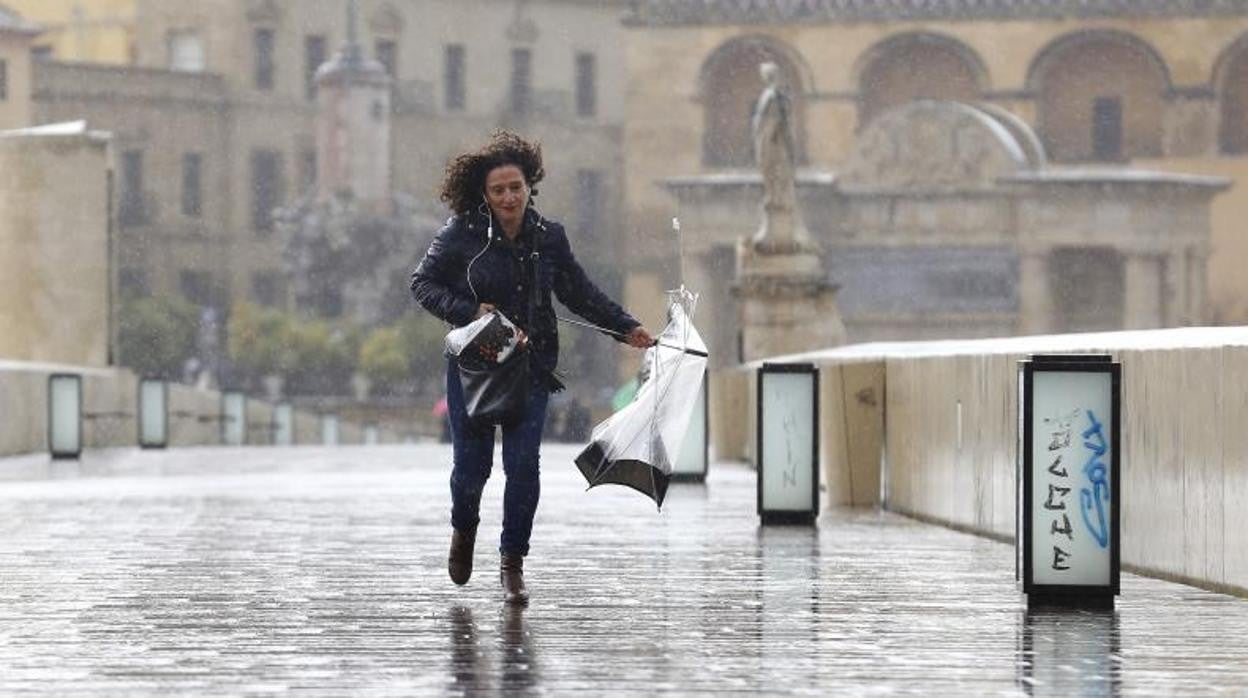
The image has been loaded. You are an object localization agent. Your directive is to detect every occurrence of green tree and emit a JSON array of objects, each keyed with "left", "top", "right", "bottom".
[
  {"left": 399, "top": 313, "right": 449, "bottom": 392},
  {"left": 359, "top": 325, "right": 409, "bottom": 395},
  {"left": 226, "top": 301, "right": 292, "bottom": 385},
  {"left": 117, "top": 296, "right": 199, "bottom": 379},
  {"left": 283, "top": 316, "right": 357, "bottom": 396}
]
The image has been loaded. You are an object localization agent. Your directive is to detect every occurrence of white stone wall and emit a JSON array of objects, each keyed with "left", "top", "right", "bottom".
[
  {"left": 883, "top": 334, "right": 1248, "bottom": 595},
  {"left": 711, "top": 326, "right": 1248, "bottom": 594}
]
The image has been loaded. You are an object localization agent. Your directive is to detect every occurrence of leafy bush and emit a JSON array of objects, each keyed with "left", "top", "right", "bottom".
[
  {"left": 226, "top": 301, "right": 292, "bottom": 381},
  {"left": 399, "top": 313, "right": 450, "bottom": 391},
  {"left": 359, "top": 325, "right": 408, "bottom": 395},
  {"left": 282, "top": 317, "right": 358, "bottom": 396},
  {"left": 117, "top": 295, "right": 199, "bottom": 379}
]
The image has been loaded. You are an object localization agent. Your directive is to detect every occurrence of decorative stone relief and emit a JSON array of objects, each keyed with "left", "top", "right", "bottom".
[{"left": 839, "top": 101, "right": 1035, "bottom": 193}]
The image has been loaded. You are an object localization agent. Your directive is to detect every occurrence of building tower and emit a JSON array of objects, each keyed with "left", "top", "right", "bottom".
[{"left": 315, "top": 0, "right": 392, "bottom": 214}]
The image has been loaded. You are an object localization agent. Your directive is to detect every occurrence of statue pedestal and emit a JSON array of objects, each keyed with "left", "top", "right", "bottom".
[
  {"left": 753, "top": 202, "right": 817, "bottom": 256},
  {"left": 734, "top": 239, "right": 847, "bottom": 363}
]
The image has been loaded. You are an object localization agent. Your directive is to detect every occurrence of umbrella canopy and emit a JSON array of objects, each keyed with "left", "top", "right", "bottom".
[{"left": 574, "top": 291, "right": 708, "bottom": 508}]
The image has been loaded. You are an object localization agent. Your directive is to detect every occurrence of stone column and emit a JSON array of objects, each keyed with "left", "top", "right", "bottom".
[
  {"left": 1163, "top": 248, "right": 1185, "bottom": 327},
  {"left": 684, "top": 246, "right": 737, "bottom": 368},
  {"left": 734, "top": 242, "right": 846, "bottom": 362},
  {"left": 1017, "top": 248, "right": 1052, "bottom": 335},
  {"left": 1188, "top": 246, "right": 1209, "bottom": 325},
  {"left": 1123, "top": 253, "right": 1163, "bottom": 330}
]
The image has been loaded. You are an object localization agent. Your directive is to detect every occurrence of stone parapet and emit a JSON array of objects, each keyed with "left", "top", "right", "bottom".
[
  {"left": 0, "top": 360, "right": 400, "bottom": 458},
  {"left": 709, "top": 325, "right": 1248, "bottom": 595}
]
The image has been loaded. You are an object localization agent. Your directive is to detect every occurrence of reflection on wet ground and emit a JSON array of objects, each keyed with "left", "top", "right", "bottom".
[
  {"left": 0, "top": 444, "right": 1246, "bottom": 693},
  {"left": 1019, "top": 607, "right": 1120, "bottom": 695}
]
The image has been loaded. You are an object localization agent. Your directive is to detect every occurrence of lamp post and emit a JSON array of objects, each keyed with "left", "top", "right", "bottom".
[
  {"left": 48, "top": 373, "right": 83, "bottom": 459},
  {"left": 757, "top": 363, "right": 819, "bottom": 525},
  {"left": 671, "top": 370, "right": 709, "bottom": 482},
  {"left": 273, "top": 402, "right": 294, "bottom": 446},
  {"left": 221, "top": 391, "right": 246, "bottom": 446},
  {"left": 321, "top": 414, "right": 339, "bottom": 446},
  {"left": 1018, "top": 354, "right": 1121, "bottom": 608},
  {"left": 138, "top": 378, "right": 168, "bottom": 449}
]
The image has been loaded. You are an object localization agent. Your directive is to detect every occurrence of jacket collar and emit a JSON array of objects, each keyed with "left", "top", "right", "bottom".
[{"left": 464, "top": 206, "right": 544, "bottom": 244}]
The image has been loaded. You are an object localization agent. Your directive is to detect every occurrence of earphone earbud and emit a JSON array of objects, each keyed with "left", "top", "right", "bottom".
[{"left": 482, "top": 195, "right": 495, "bottom": 239}]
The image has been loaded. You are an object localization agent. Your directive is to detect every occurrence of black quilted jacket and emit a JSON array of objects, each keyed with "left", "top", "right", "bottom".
[{"left": 410, "top": 207, "right": 640, "bottom": 382}]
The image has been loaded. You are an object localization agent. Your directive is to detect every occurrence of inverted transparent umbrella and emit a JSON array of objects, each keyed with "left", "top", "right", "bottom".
[{"left": 571, "top": 289, "right": 708, "bottom": 508}]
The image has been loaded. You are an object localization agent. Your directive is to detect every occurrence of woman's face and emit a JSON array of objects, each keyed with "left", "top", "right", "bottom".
[{"left": 483, "top": 165, "right": 529, "bottom": 232}]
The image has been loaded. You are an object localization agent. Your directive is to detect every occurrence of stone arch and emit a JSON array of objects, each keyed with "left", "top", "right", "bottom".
[
  {"left": 1027, "top": 30, "right": 1171, "bottom": 162},
  {"left": 697, "top": 34, "right": 811, "bottom": 168},
  {"left": 855, "top": 32, "right": 989, "bottom": 131},
  {"left": 1214, "top": 32, "right": 1248, "bottom": 154}
]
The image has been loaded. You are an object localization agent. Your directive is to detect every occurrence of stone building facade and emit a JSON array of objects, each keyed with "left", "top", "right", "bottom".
[
  {"left": 25, "top": 0, "right": 631, "bottom": 327},
  {"left": 0, "top": 122, "right": 113, "bottom": 366},
  {"left": 0, "top": 4, "right": 38, "bottom": 130},
  {"left": 622, "top": 0, "right": 1248, "bottom": 339},
  {"left": 3, "top": 0, "right": 135, "bottom": 63},
  {"left": 667, "top": 101, "right": 1226, "bottom": 361}
]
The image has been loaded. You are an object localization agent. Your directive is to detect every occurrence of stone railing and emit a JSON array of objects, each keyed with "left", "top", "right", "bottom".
[
  {"left": 0, "top": 359, "right": 404, "bottom": 459},
  {"left": 711, "top": 326, "right": 1248, "bottom": 595}
]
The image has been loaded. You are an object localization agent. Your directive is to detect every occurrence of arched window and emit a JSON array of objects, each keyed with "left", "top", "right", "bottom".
[
  {"left": 699, "top": 36, "right": 806, "bottom": 168},
  {"left": 856, "top": 33, "right": 986, "bottom": 130},
  {"left": 1216, "top": 35, "right": 1248, "bottom": 155},
  {"left": 1029, "top": 32, "right": 1169, "bottom": 163}
]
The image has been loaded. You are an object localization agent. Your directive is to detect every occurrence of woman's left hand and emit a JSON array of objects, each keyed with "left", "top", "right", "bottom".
[{"left": 625, "top": 326, "right": 656, "bottom": 349}]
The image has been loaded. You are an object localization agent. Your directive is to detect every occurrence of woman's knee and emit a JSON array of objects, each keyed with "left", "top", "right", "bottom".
[{"left": 501, "top": 452, "right": 541, "bottom": 481}]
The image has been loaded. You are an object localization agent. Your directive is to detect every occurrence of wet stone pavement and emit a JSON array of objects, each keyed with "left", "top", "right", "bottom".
[{"left": 1, "top": 445, "right": 1248, "bottom": 695}]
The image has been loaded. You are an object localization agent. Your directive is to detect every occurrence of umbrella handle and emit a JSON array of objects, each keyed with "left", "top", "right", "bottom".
[{"left": 555, "top": 316, "right": 708, "bottom": 358}]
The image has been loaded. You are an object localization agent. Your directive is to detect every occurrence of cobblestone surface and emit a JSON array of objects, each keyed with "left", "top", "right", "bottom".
[{"left": 1, "top": 444, "right": 1247, "bottom": 695}]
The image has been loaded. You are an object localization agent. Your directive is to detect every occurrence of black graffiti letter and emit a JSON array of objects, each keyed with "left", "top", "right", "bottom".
[
  {"left": 1052, "top": 546, "right": 1071, "bottom": 571},
  {"left": 1047, "top": 455, "right": 1068, "bottom": 478},
  {"left": 1048, "top": 430, "right": 1071, "bottom": 451},
  {"left": 1044, "top": 484, "right": 1071, "bottom": 510},
  {"left": 1050, "top": 513, "right": 1074, "bottom": 540}
]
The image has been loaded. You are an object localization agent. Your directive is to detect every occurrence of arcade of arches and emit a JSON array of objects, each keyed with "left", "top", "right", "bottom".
[{"left": 694, "top": 30, "right": 1243, "bottom": 167}]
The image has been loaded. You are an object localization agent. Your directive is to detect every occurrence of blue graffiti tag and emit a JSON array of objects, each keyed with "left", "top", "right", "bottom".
[{"left": 1079, "top": 410, "right": 1110, "bottom": 549}]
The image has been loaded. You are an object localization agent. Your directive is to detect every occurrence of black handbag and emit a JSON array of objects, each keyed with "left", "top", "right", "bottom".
[
  {"left": 444, "top": 218, "right": 547, "bottom": 426},
  {"left": 446, "top": 311, "right": 530, "bottom": 426}
]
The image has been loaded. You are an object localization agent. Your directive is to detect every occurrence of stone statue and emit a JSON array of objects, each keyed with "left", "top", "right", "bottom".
[{"left": 750, "top": 62, "right": 812, "bottom": 252}]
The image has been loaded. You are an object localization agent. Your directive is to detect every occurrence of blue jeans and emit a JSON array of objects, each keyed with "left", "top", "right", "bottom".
[{"left": 446, "top": 359, "right": 550, "bottom": 557}]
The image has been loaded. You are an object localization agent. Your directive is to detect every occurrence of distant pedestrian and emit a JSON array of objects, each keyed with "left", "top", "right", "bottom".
[
  {"left": 565, "top": 398, "right": 591, "bottom": 442},
  {"left": 410, "top": 131, "right": 654, "bottom": 606}
]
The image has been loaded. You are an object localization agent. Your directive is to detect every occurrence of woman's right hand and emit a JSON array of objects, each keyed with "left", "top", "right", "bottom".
[{"left": 474, "top": 303, "right": 496, "bottom": 319}]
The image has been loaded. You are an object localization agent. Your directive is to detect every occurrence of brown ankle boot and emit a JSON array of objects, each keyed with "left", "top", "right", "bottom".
[
  {"left": 448, "top": 526, "right": 477, "bottom": 586},
  {"left": 500, "top": 554, "right": 529, "bottom": 606}
]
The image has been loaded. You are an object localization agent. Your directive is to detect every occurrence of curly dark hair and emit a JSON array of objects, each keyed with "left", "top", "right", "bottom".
[{"left": 439, "top": 130, "right": 546, "bottom": 215}]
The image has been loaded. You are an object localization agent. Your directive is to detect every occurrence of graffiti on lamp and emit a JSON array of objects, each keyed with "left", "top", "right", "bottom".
[{"left": 1079, "top": 410, "right": 1111, "bottom": 549}]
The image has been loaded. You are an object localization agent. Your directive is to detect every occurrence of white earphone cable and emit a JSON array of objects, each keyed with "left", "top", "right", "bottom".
[{"left": 466, "top": 203, "right": 494, "bottom": 304}]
